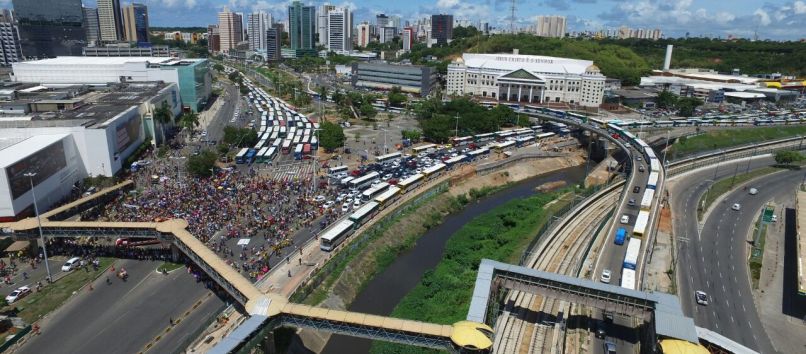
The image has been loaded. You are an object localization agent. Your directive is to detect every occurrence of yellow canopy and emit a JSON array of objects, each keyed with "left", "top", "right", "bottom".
[{"left": 659, "top": 339, "right": 710, "bottom": 354}]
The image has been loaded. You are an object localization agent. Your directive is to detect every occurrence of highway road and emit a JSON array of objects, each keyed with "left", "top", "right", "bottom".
[
  {"left": 670, "top": 155, "right": 792, "bottom": 353},
  {"left": 18, "top": 259, "right": 223, "bottom": 354}
]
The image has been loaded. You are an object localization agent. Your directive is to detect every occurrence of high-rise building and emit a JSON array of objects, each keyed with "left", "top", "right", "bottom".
[
  {"left": 12, "top": 0, "right": 86, "bottom": 58},
  {"left": 327, "top": 7, "right": 352, "bottom": 53},
  {"left": 288, "top": 1, "right": 316, "bottom": 57},
  {"left": 379, "top": 26, "right": 396, "bottom": 44},
  {"left": 235, "top": 12, "right": 246, "bottom": 41},
  {"left": 98, "top": 0, "right": 123, "bottom": 42},
  {"left": 248, "top": 11, "right": 271, "bottom": 51},
  {"left": 266, "top": 24, "right": 282, "bottom": 61},
  {"left": 376, "top": 14, "right": 389, "bottom": 28},
  {"left": 389, "top": 15, "right": 401, "bottom": 34},
  {"left": 218, "top": 7, "right": 243, "bottom": 53},
  {"left": 317, "top": 4, "right": 335, "bottom": 45},
  {"left": 535, "top": 16, "right": 566, "bottom": 38},
  {"left": 0, "top": 9, "right": 22, "bottom": 66},
  {"left": 402, "top": 27, "right": 414, "bottom": 52},
  {"left": 207, "top": 25, "right": 220, "bottom": 52},
  {"left": 357, "top": 22, "right": 371, "bottom": 48},
  {"left": 431, "top": 14, "right": 453, "bottom": 46},
  {"left": 83, "top": 7, "right": 101, "bottom": 46},
  {"left": 122, "top": 3, "right": 149, "bottom": 44}
]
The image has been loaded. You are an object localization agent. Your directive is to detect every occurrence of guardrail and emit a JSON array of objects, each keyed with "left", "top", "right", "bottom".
[
  {"left": 667, "top": 136, "right": 805, "bottom": 166},
  {"left": 667, "top": 137, "right": 806, "bottom": 177},
  {"left": 476, "top": 151, "right": 567, "bottom": 176}
]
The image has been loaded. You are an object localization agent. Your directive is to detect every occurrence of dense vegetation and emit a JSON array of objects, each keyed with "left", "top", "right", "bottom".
[
  {"left": 318, "top": 121, "right": 346, "bottom": 152},
  {"left": 670, "top": 125, "right": 806, "bottom": 157},
  {"left": 400, "top": 32, "right": 806, "bottom": 85},
  {"left": 414, "top": 97, "right": 524, "bottom": 143},
  {"left": 186, "top": 150, "right": 217, "bottom": 177},
  {"left": 370, "top": 192, "right": 561, "bottom": 354},
  {"left": 222, "top": 126, "right": 258, "bottom": 147}
]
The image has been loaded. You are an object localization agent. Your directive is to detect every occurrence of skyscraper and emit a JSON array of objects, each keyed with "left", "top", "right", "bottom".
[
  {"left": 379, "top": 27, "right": 395, "bottom": 44},
  {"left": 535, "top": 16, "right": 566, "bottom": 38},
  {"left": 402, "top": 27, "right": 414, "bottom": 52},
  {"left": 218, "top": 7, "right": 243, "bottom": 53},
  {"left": 0, "top": 9, "right": 22, "bottom": 66},
  {"left": 122, "top": 3, "right": 149, "bottom": 44},
  {"left": 376, "top": 14, "right": 389, "bottom": 28},
  {"left": 288, "top": 1, "right": 316, "bottom": 57},
  {"left": 12, "top": 0, "right": 86, "bottom": 58},
  {"left": 431, "top": 14, "right": 453, "bottom": 46},
  {"left": 207, "top": 24, "right": 220, "bottom": 52},
  {"left": 356, "top": 23, "right": 371, "bottom": 48},
  {"left": 98, "top": 0, "right": 123, "bottom": 42},
  {"left": 83, "top": 7, "right": 101, "bottom": 46},
  {"left": 317, "top": 4, "right": 335, "bottom": 45},
  {"left": 248, "top": 11, "right": 271, "bottom": 51},
  {"left": 327, "top": 7, "right": 352, "bottom": 53},
  {"left": 266, "top": 24, "right": 282, "bottom": 61}
]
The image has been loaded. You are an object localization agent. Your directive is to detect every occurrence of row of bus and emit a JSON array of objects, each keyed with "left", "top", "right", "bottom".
[
  {"left": 320, "top": 183, "right": 406, "bottom": 251},
  {"left": 587, "top": 114, "right": 806, "bottom": 130}
]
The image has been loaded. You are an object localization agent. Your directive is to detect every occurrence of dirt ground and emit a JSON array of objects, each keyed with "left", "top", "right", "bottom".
[{"left": 449, "top": 152, "right": 586, "bottom": 197}]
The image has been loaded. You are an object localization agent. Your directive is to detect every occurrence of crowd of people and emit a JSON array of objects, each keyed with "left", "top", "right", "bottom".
[{"left": 83, "top": 158, "right": 347, "bottom": 281}]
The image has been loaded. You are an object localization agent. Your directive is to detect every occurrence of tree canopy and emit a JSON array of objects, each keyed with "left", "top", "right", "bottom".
[
  {"left": 319, "top": 121, "right": 346, "bottom": 152},
  {"left": 222, "top": 126, "right": 258, "bottom": 147},
  {"left": 415, "top": 97, "right": 519, "bottom": 143},
  {"left": 186, "top": 150, "right": 217, "bottom": 177},
  {"left": 774, "top": 150, "right": 803, "bottom": 165}
]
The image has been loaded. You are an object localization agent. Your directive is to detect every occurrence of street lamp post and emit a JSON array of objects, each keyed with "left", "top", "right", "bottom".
[{"left": 24, "top": 172, "right": 52, "bottom": 282}]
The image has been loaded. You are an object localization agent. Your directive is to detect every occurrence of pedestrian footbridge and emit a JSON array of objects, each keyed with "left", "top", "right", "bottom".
[{"left": 0, "top": 181, "right": 494, "bottom": 353}]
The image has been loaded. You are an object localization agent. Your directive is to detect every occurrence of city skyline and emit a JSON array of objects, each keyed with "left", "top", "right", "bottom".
[{"left": 21, "top": 0, "right": 804, "bottom": 41}]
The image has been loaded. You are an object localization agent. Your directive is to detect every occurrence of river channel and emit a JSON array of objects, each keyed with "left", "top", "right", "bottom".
[{"left": 321, "top": 164, "right": 586, "bottom": 354}]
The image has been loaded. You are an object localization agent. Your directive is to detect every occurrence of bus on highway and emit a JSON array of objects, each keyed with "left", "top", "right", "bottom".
[
  {"left": 422, "top": 163, "right": 446, "bottom": 177},
  {"left": 256, "top": 147, "right": 269, "bottom": 163},
  {"left": 375, "top": 152, "right": 402, "bottom": 164},
  {"left": 374, "top": 186, "right": 401, "bottom": 206},
  {"left": 294, "top": 144, "right": 303, "bottom": 160},
  {"left": 328, "top": 165, "right": 349, "bottom": 175},
  {"left": 621, "top": 268, "right": 636, "bottom": 290},
  {"left": 397, "top": 173, "right": 424, "bottom": 192},
  {"left": 640, "top": 189, "right": 655, "bottom": 210},
  {"left": 348, "top": 201, "right": 380, "bottom": 226},
  {"left": 412, "top": 144, "right": 436, "bottom": 154},
  {"left": 623, "top": 238, "right": 641, "bottom": 270},
  {"left": 320, "top": 220, "right": 356, "bottom": 251},
  {"left": 281, "top": 140, "right": 292, "bottom": 154},
  {"left": 348, "top": 171, "right": 380, "bottom": 190},
  {"left": 235, "top": 148, "right": 249, "bottom": 164},
  {"left": 451, "top": 136, "right": 473, "bottom": 147},
  {"left": 633, "top": 210, "right": 650, "bottom": 237},
  {"left": 362, "top": 182, "right": 389, "bottom": 201}
]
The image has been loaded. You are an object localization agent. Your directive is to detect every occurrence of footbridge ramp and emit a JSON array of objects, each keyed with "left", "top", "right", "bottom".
[{"left": 1, "top": 184, "right": 494, "bottom": 353}]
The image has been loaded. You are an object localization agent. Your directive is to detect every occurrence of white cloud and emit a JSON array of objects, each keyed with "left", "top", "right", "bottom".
[
  {"left": 151, "top": 0, "right": 198, "bottom": 9},
  {"left": 754, "top": 8, "right": 771, "bottom": 26},
  {"left": 437, "top": 0, "right": 460, "bottom": 8},
  {"left": 794, "top": 1, "right": 806, "bottom": 14},
  {"left": 714, "top": 11, "right": 735, "bottom": 25}
]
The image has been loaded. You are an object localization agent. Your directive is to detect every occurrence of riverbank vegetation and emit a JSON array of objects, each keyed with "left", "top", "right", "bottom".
[{"left": 370, "top": 190, "right": 569, "bottom": 354}]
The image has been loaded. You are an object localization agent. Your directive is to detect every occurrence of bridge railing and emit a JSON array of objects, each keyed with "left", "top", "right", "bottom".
[{"left": 667, "top": 135, "right": 805, "bottom": 165}]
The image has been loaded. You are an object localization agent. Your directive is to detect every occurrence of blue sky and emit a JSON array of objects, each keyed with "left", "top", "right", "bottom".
[{"left": 6, "top": 0, "right": 806, "bottom": 40}]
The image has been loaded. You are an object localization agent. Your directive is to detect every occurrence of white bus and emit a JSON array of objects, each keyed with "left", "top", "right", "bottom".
[
  {"left": 349, "top": 201, "right": 380, "bottom": 226},
  {"left": 620, "top": 268, "right": 636, "bottom": 290},
  {"left": 362, "top": 182, "right": 389, "bottom": 201},
  {"left": 623, "top": 238, "right": 641, "bottom": 270},
  {"left": 348, "top": 171, "right": 380, "bottom": 190},
  {"left": 633, "top": 210, "right": 650, "bottom": 237},
  {"left": 640, "top": 189, "right": 655, "bottom": 210},
  {"left": 398, "top": 173, "right": 424, "bottom": 192},
  {"left": 328, "top": 165, "right": 349, "bottom": 175},
  {"left": 320, "top": 220, "right": 356, "bottom": 251},
  {"left": 413, "top": 144, "right": 436, "bottom": 154},
  {"left": 374, "top": 186, "right": 401, "bottom": 206},
  {"left": 376, "top": 152, "right": 402, "bottom": 164},
  {"left": 422, "top": 163, "right": 446, "bottom": 177},
  {"left": 235, "top": 148, "right": 249, "bottom": 164}
]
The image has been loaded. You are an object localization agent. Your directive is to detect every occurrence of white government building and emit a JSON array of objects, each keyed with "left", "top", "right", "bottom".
[{"left": 447, "top": 51, "right": 606, "bottom": 107}]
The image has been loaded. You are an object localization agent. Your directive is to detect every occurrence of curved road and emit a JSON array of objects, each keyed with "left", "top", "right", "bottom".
[{"left": 670, "top": 156, "right": 798, "bottom": 353}]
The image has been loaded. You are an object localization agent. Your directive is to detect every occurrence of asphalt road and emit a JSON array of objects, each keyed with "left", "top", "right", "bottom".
[
  {"left": 671, "top": 155, "right": 790, "bottom": 353},
  {"left": 18, "top": 259, "right": 222, "bottom": 354}
]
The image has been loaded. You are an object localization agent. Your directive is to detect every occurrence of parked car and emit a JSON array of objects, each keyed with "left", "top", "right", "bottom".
[
  {"left": 633, "top": 186, "right": 641, "bottom": 193},
  {"left": 600, "top": 269, "right": 612, "bottom": 284},
  {"left": 61, "top": 257, "right": 81, "bottom": 272}
]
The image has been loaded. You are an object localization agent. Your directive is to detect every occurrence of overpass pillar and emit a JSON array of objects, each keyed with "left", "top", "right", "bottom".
[{"left": 170, "top": 244, "right": 180, "bottom": 263}]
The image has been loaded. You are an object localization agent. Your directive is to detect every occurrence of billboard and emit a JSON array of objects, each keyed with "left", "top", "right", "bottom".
[
  {"left": 6, "top": 140, "right": 67, "bottom": 200},
  {"left": 115, "top": 114, "right": 142, "bottom": 153}
]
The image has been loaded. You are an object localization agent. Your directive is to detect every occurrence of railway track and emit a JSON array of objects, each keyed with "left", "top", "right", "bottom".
[{"left": 492, "top": 191, "right": 619, "bottom": 354}]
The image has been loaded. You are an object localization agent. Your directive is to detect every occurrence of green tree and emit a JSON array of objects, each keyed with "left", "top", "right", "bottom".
[
  {"left": 387, "top": 86, "right": 407, "bottom": 107},
  {"left": 359, "top": 102, "right": 377, "bottom": 120},
  {"left": 319, "top": 121, "right": 346, "bottom": 152},
  {"left": 213, "top": 63, "right": 225, "bottom": 72},
  {"left": 656, "top": 90, "right": 678, "bottom": 109},
  {"left": 677, "top": 97, "right": 704, "bottom": 117},
  {"left": 331, "top": 91, "right": 344, "bottom": 105},
  {"left": 774, "top": 150, "right": 803, "bottom": 165},
  {"left": 216, "top": 144, "right": 229, "bottom": 155},
  {"left": 178, "top": 111, "right": 200, "bottom": 135},
  {"left": 153, "top": 101, "right": 174, "bottom": 144},
  {"left": 222, "top": 126, "right": 258, "bottom": 147},
  {"left": 186, "top": 150, "right": 217, "bottom": 177},
  {"left": 228, "top": 70, "right": 240, "bottom": 82},
  {"left": 318, "top": 86, "right": 328, "bottom": 101},
  {"left": 401, "top": 129, "right": 422, "bottom": 143}
]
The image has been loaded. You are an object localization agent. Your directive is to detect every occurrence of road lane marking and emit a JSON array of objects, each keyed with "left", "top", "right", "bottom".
[{"left": 731, "top": 315, "right": 735, "bottom": 323}]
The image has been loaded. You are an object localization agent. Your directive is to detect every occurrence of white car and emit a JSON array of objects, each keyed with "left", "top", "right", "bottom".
[
  {"left": 314, "top": 195, "right": 326, "bottom": 203},
  {"left": 731, "top": 203, "right": 741, "bottom": 211},
  {"left": 353, "top": 199, "right": 361, "bottom": 208},
  {"left": 620, "top": 214, "right": 630, "bottom": 224},
  {"left": 749, "top": 188, "right": 758, "bottom": 195},
  {"left": 62, "top": 257, "right": 81, "bottom": 272},
  {"left": 5, "top": 286, "right": 31, "bottom": 304},
  {"left": 336, "top": 194, "right": 346, "bottom": 202},
  {"left": 341, "top": 203, "right": 350, "bottom": 213},
  {"left": 323, "top": 201, "right": 335, "bottom": 209},
  {"left": 600, "top": 269, "right": 612, "bottom": 284},
  {"left": 695, "top": 290, "right": 708, "bottom": 305}
]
